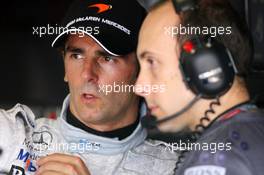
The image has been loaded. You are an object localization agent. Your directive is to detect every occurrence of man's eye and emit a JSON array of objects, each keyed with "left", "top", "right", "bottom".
[
  {"left": 104, "top": 56, "right": 114, "bottom": 61},
  {"left": 101, "top": 55, "right": 114, "bottom": 62},
  {"left": 71, "top": 53, "right": 84, "bottom": 60},
  {"left": 146, "top": 58, "right": 154, "bottom": 65},
  {"left": 145, "top": 57, "right": 159, "bottom": 70}
]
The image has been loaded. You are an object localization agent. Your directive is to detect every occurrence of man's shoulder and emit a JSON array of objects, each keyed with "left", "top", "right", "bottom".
[
  {"left": 36, "top": 117, "right": 59, "bottom": 127},
  {"left": 120, "top": 139, "right": 177, "bottom": 175},
  {"left": 203, "top": 110, "right": 264, "bottom": 142},
  {"left": 226, "top": 110, "right": 264, "bottom": 138},
  {"left": 133, "top": 139, "right": 179, "bottom": 160},
  {"left": 0, "top": 103, "right": 36, "bottom": 128},
  {"left": 200, "top": 110, "right": 264, "bottom": 161},
  {"left": 180, "top": 110, "right": 264, "bottom": 175},
  {"left": 0, "top": 104, "right": 38, "bottom": 169}
]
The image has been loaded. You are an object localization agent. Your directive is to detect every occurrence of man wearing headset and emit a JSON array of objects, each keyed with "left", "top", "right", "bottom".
[
  {"left": 136, "top": 0, "right": 264, "bottom": 174},
  {"left": 0, "top": 0, "right": 178, "bottom": 174}
]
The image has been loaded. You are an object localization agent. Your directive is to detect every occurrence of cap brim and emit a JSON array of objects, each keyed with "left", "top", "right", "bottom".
[{"left": 51, "top": 28, "right": 120, "bottom": 57}]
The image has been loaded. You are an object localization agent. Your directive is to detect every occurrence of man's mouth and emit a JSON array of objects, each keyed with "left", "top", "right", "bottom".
[{"left": 81, "top": 93, "right": 98, "bottom": 104}]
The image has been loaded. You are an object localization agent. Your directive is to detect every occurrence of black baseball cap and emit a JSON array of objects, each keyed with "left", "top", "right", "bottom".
[{"left": 52, "top": 0, "right": 146, "bottom": 56}]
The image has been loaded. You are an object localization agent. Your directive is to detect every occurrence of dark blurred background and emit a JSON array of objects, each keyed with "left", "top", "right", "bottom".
[{"left": 0, "top": 0, "right": 263, "bottom": 117}]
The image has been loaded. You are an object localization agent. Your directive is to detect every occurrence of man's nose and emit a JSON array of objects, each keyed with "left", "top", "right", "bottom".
[
  {"left": 81, "top": 59, "right": 98, "bottom": 83},
  {"left": 135, "top": 72, "right": 150, "bottom": 97}
]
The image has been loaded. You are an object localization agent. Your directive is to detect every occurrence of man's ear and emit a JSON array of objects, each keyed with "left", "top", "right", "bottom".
[
  {"left": 61, "top": 49, "right": 68, "bottom": 82},
  {"left": 60, "top": 48, "right": 65, "bottom": 58},
  {"left": 64, "top": 74, "right": 68, "bottom": 82},
  {"left": 64, "top": 58, "right": 68, "bottom": 83},
  {"left": 56, "top": 46, "right": 64, "bottom": 56}
]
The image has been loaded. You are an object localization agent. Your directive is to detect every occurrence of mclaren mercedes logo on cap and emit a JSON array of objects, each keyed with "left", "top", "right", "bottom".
[{"left": 88, "top": 3, "right": 112, "bottom": 14}]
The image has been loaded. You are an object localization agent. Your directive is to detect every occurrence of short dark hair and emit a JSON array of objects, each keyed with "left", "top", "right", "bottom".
[{"left": 151, "top": 0, "right": 253, "bottom": 77}]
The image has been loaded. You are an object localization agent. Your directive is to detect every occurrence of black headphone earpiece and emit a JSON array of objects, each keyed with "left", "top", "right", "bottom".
[
  {"left": 179, "top": 36, "right": 237, "bottom": 99},
  {"left": 172, "top": 0, "right": 238, "bottom": 99},
  {"left": 172, "top": 0, "right": 198, "bottom": 13}
]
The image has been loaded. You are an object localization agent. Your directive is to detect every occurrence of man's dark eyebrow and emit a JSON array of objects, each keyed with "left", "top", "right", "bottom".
[{"left": 65, "top": 46, "right": 85, "bottom": 54}]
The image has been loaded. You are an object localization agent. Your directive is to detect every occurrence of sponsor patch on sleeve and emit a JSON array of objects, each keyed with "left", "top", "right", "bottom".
[{"left": 184, "top": 165, "right": 226, "bottom": 175}]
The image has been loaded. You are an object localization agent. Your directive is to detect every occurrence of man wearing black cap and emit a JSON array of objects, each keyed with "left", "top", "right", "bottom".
[
  {"left": 135, "top": 0, "right": 264, "bottom": 175},
  {"left": 0, "top": 0, "right": 177, "bottom": 174}
]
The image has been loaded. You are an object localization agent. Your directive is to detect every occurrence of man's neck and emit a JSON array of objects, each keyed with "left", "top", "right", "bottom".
[
  {"left": 189, "top": 81, "right": 250, "bottom": 131},
  {"left": 69, "top": 97, "right": 140, "bottom": 132},
  {"left": 66, "top": 108, "right": 140, "bottom": 140}
]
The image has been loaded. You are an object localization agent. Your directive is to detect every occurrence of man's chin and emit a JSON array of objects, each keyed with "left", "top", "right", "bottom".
[
  {"left": 78, "top": 113, "right": 102, "bottom": 125},
  {"left": 150, "top": 109, "right": 167, "bottom": 118}
]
